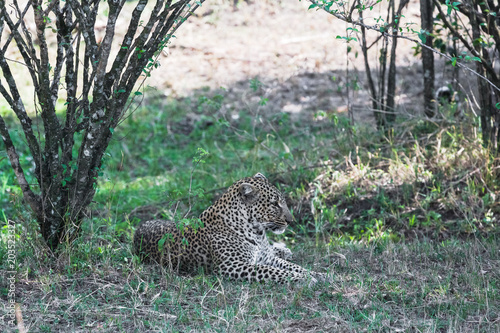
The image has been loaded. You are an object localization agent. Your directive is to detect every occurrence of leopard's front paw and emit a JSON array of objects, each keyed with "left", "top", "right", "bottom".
[
  {"left": 301, "top": 275, "right": 318, "bottom": 287},
  {"left": 312, "top": 271, "right": 333, "bottom": 284},
  {"left": 272, "top": 242, "right": 293, "bottom": 260}
]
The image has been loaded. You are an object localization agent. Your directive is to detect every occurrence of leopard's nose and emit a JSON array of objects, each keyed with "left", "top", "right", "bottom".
[{"left": 284, "top": 210, "right": 294, "bottom": 224}]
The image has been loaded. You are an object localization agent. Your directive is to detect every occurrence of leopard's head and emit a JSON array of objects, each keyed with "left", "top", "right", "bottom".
[{"left": 236, "top": 173, "right": 294, "bottom": 234}]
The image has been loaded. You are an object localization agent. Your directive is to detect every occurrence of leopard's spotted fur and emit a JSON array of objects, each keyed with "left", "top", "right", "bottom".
[{"left": 133, "top": 173, "right": 325, "bottom": 284}]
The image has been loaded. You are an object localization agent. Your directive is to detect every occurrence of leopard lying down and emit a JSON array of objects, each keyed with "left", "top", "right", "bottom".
[{"left": 133, "top": 173, "right": 327, "bottom": 284}]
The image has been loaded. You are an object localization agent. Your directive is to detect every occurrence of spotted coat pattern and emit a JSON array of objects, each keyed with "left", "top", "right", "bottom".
[{"left": 133, "top": 173, "right": 325, "bottom": 284}]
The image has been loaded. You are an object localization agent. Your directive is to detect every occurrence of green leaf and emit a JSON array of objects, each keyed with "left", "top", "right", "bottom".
[
  {"left": 158, "top": 233, "right": 173, "bottom": 252},
  {"left": 249, "top": 78, "right": 262, "bottom": 92},
  {"left": 417, "top": 30, "right": 426, "bottom": 43},
  {"left": 495, "top": 102, "right": 500, "bottom": 109},
  {"left": 134, "top": 91, "right": 143, "bottom": 96},
  {"left": 308, "top": 3, "right": 318, "bottom": 9},
  {"left": 158, "top": 237, "right": 166, "bottom": 252}
]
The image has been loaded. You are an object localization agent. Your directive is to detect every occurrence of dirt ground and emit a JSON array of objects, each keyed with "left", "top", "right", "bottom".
[{"left": 147, "top": 0, "right": 465, "bottom": 124}]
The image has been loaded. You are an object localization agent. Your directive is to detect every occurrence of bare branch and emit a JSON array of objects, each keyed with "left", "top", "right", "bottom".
[
  {"left": 59, "top": 4, "right": 80, "bottom": 178},
  {"left": 307, "top": 0, "right": 500, "bottom": 93},
  {"left": 0, "top": 49, "right": 43, "bottom": 171},
  {"left": 32, "top": 1, "right": 64, "bottom": 192},
  {"left": 51, "top": 3, "right": 67, "bottom": 101},
  {"left": 1, "top": 1, "right": 30, "bottom": 54},
  {"left": 117, "top": 0, "right": 166, "bottom": 94},
  {"left": 69, "top": 0, "right": 100, "bottom": 72},
  {"left": 1, "top": 0, "right": 40, "bottom": 89},
  {"left": 0, "top": 115, "right": 42, "bottom": 217},
  {"left": 104, "top": 0, "right": 149, "bottom": 93},
  {"left": 94, "top": 0, "right": 125, "bottom": 93},
  {"left": 432, "top": 0, "right": 499, "bottom": 84},
  {"left": 360, "top": 11, "right": 378, "bottom": 112}
]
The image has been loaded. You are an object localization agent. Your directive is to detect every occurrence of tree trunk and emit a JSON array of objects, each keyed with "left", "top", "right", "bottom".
[
  {"left": 420, "top": 0, "right": 435, "bottom": 117},
  {"left": 470, "top": 1, "right": 499, "bottom": 151},
  {"left": 386, "top": 0, "right": 410, "bottom": 123},
  {"left": 360, "top": 0, "right": 408, "bottom": 129}
]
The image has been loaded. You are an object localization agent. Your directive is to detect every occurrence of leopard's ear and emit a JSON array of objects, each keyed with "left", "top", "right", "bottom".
[
  {"left": 239, "top": 183, "right": 259, "bottom": 202},
  {"left": 253, "top": 173, "right": 267, "bottom": 180},
  {"left": 239, "top": 183, "right": 255, "bottom": 196}
]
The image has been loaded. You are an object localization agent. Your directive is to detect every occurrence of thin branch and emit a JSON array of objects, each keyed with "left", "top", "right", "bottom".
[
  {"left": 0, "top": 115, "right": 42, "bottom": 216},
  {"left": 51, "top": 5, "right": 67, "bottom": 101},
  {"left": 69, "top": 0, "right": 100, "bottom": 72},
  {"left": 117, "top": 0, "right": 166, "bottom": 94},
  {"left": 63, "top": 4, "right": 79, "bottom": 136},
  {"left": 0, "top": 49, "right": 43, "bottom": 170},
  {"left": 104, "top": 0, "right": 149, "bottom": 94},
  {"left": 93, "top": 0, "right": 125, "bottom": 95},
  {"left": 42, "top": 0, "right": 60, "bottom": 18},
  {"left": 307, "top": 0, "right": 500, "bottom": 93},
  {"left": 360, "top": 11, "right": 378, "bottom": 112},
  {"left": 1, "top": 1, "right": 30, "bottom": 54},
  {"left": 33, "top": 1, "right": 64, "bottom": 190},
  {"left": 167, "top": 0, "right": 206, "bottom": 38},
  {"left": 1, "top": 0, "right": 40, "bottom": 90},
  {"left": 432, "top": 0, "right": 499, "bottom": 83}
]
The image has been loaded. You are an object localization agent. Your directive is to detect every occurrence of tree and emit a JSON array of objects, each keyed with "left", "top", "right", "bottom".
[
  {"left": 307, "top": 0, "right": 500, "bottom": 152},
  {"left": 433, "top": 0, "right": 500, "bottom": 151},
  {"left": 420, "top": 0, "right": 435, "bottom": 117},
  {"left": 359, "top": 0, "right": 409, "bottom": 129},
  {"left": 307, "top": 0, "right": 412, "bottom": 128},
  {"left": 0, "top": 0, "right": 205, "bottom": 250}
]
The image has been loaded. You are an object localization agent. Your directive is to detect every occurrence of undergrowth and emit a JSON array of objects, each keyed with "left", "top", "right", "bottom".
[{"left": 303, "top": 119, "right": 500, "bottom": 242}]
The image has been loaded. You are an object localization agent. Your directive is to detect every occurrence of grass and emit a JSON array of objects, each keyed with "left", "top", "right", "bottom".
[
  {"left": 1, "top": 80, "right": 499, "bottom": 332},
  {"left": 1, "top": 224, "right": 498, "bottom": 332}
]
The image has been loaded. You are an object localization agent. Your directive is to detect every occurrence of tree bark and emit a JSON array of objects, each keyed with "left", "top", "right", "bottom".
[
  {"left": 386, "top": 0, "right": 410, "bottom": 123},
  {"left": 420, "top": 0, "right": 435, "bottom": 117}
]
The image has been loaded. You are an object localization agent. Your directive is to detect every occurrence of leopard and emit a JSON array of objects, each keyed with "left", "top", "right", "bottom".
[{"left": 133, "top": 173, "right": 326, "bottom": 284}]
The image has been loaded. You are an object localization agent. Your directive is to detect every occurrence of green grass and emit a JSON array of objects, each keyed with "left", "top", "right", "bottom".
[{"left": 1, "top": 81, "right": 499, "bottom": 332}]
